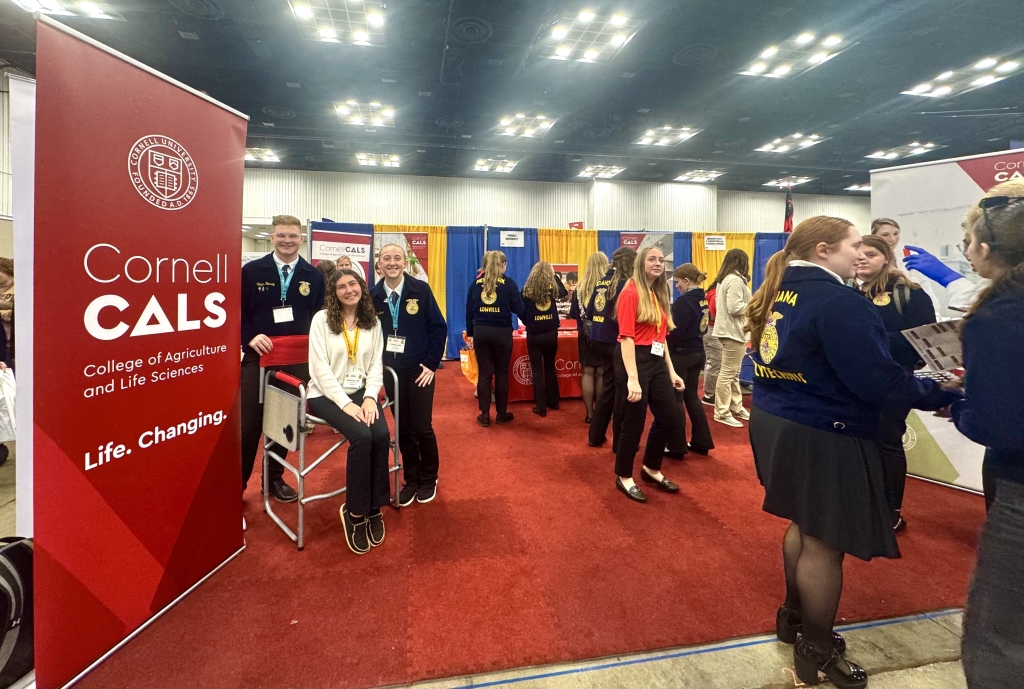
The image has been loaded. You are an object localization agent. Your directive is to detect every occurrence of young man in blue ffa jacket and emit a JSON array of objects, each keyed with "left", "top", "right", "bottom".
[
  {"left": 240, "top": 215, "right": 325, "bottom": 504},
  {"left": 371, "top": 244, "right": 448, "bottom": 505}
]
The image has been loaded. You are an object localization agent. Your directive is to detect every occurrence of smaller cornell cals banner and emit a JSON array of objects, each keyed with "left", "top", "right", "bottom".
[{"left": 33, "top": 20, "right": 247, "bottom": 688}]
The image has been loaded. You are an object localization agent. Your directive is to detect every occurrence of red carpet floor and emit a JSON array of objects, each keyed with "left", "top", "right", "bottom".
[{"left": 80, "top": 368, "right": 986, "bottom": 688}]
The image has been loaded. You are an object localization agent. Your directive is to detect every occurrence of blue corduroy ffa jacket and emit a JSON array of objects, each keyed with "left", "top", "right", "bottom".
[
  {"left": 370, "top": 276, "right": 448, "bottom": 372},
  {"left": 751, "top": 266, "right": 959, "bottom": 440}
]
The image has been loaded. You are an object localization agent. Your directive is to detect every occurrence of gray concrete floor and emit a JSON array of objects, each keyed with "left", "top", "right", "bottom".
[
  {"left": 0, "top": 441, "right": 14, "bottom": 537},
  {"left": 408, "top": 610, "right": 966, "bottom": 689}
]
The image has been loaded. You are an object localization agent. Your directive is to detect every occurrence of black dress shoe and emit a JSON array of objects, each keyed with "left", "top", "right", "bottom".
[
  {"left": 477, "top": 413, "right": 490, "bottom": 427},
  {"left": 640, "top": 470, "right": 679, "bottom": 493},
  {"left": 663, "top": 450, "right": 687, "bottom": 460},
  {"left": 893, "top": 512, "right": 907, "bottom": 533},
  {"left": 687, "top": 444, "right": 711, "bottom": 455},
  {"left": 532, "top": 407, "right": 547, "bottom": 417},
  {"left": 549, "top": 402, "right": 560, "bottom": 410},
  {"left": 776, "top": 606, "right": 846, "bottom": 654},
  {"left": 495, "top": 412, "right": 514, "bottom": 425},
  {"left": 616, "top": 478, "right": 647, "bottom": 503},
  {"left": 588, "top": 437, "right": 606, "bottom": 447},
  {"left": 268, "top": 480, "right": 298, "bottom": 503},
  {"left": 584, "top": 415, "right": 591, "bottom": 424},
  {"left": 794, "top": 639, "right": 867, "bottom": 689}
]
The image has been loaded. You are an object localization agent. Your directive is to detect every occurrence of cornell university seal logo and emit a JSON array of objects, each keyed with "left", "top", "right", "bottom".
[{"left": 128, "top": 135, "right": 199, "bottom": 210}]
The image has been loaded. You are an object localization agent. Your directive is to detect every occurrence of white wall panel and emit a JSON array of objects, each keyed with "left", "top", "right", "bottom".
[
  {"left": 593, "top": 180, "right": 716, "bottom": 231},
  {"left": 0, "top": 70, "right": 12, "bottom": 219},
  {"left": 243, "top": 169, "right": 591, "bottom": 228},
  {"left": 717, "top": 190, "right": 871, "bottom": 233}
]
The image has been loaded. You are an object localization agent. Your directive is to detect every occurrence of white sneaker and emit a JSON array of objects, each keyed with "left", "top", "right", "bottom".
[
  {"left": 714, "top": 414, "right": 744, "bottom": 428},
  {"left": 733, "top": 408, "right": 751, "bottom": 421}
]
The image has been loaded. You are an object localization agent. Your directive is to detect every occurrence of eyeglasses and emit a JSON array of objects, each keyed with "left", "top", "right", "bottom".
[{"left": 978, "top": 195, "right": 1024, "bottom": 244}]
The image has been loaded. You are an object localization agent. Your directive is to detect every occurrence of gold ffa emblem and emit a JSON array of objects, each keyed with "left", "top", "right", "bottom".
[
  {"left": 482, "top": 291, "right": 497, "bottom": 305},
  {"left": 873, "top": 292, "right": 891, "bottom": 306},
  {"left": 406, "top": 298, "right": 420, "bottom": 315},
  {"left": 298, "top": 281, "right": 311, "bottom": 296},
  {"left": 760, "top": 311, "right": 784, "bottom": 364},
  {"left": 594, "top": 290, "right": 607, "bottom": 312},
  {"left": 699, "top": 310, "right": 710, "bottom": 334},
  {"left": 536, "top": 299, "right": 551, "bottom": 312}
]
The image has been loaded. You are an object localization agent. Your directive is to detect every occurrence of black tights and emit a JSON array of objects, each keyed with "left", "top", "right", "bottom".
[{"left": 783, "top": 523, "right": 846, "bottom": 653}]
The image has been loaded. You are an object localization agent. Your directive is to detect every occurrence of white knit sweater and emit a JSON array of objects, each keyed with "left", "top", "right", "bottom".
[
  {"left": 712, "top": 272, "right": 751, "bottom": 343},
  {"left": 307, "top": 310, "right": 384, "bottom": 408}
]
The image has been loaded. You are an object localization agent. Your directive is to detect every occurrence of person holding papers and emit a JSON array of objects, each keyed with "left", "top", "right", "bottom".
[
  {"left": 855, "top": 235, "right": 936, "bottom": 532},
  {"left": 307, "top": 269, "right": 391, "bottom": 556}
]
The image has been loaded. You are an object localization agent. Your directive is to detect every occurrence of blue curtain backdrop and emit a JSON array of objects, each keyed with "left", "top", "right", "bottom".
[
  {"left": 486, "top": 227, "right": 539, "bottom": 329},
  {"left": 672, "top": 232, "right": 693, "bottom": 298},
  {"left": 597, "top": 231, "right": 620, "bottom": 261},
  {"left": 445, "top": 226, "right": 485, "bottom": 359},
  {"left": 753, "top": 233, "right": 789, "bottom": 290}
]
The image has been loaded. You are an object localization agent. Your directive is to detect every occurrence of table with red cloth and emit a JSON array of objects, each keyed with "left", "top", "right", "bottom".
[{"left": 507, "top": 324, "right": 582, "bottom": 402}]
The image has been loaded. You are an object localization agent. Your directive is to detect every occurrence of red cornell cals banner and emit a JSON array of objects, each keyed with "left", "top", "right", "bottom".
[{"left": 33, "top": 19, "right": 247, "bottom": 687}]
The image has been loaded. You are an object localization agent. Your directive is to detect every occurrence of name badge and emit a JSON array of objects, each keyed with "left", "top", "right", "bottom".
[
  {"left": 273, "top": 306, "right": 294, "bottom": 324},
  {"left": 651, "top": 341, "right": 665, "bottom": 356},
  {"left": 343, "top": 370, "right": 364, "bottom": 388},
  {"left": 386, "top": 336, "right": 407, "bottom": 353}
]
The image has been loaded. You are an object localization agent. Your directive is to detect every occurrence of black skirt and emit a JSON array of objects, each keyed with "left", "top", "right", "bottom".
[
  {"left": 750, "top": 408, "right": 900, "bottom": 561},
  {"left": 577, "top": 328, "right": 603, "bottom": 367}
]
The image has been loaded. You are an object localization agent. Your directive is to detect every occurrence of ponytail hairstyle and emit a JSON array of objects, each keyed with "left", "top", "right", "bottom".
[
  {"left": 629, "top": 247, "right": 675, "bottom": 330},
  {"left": 522, "top": 261, "right": 559, "bottom": 303},
  {"left": 748, "top": 216, "right": 854, "bottom": 351},
  {"left": 607, "top": 246, "right": 637, "bottom": 301},
  {"left": 673, "top": 263, "right": 707, "bottom": 285},
  {"left": 578, "top": 251, "right": 610, "bottom": 310},
  {"left": 962, "top": 181, "right": 1024, "bottom": 323},
  {"left": 482, "top": 250, "right": 506, "bottom": 296},
  {"left": 858, "top": 235, "right": 919, "bottom": 300},
  {"left": 712, "top": 248, "right": 750, "bottom": 287}
]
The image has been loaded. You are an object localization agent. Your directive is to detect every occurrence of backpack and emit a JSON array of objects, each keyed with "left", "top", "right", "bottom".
[
  {"left": 0, "top": 538, "right": 33, "bottom": 688},
  {"left": 893, "top": 282, "right": 910, "bottom": 315}
]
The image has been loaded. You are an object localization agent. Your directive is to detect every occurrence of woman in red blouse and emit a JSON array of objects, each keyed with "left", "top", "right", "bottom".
[{"left": 614, "top": 246, "right": 686, "bottom": 502}]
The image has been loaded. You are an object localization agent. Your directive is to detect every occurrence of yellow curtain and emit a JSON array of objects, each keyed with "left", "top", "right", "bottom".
[
  {"left": 690, "top": 232, "right": 756, "bottom": 284},
  {"left": 374, "top": 224, "right": 447, "bottom": 318},
  {"left": 537, "top": 228, "right": 599, "bottom": 276}
]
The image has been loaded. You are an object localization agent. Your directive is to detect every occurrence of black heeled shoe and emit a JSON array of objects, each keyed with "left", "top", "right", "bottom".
[
  {"left": 793, "top": 639, "right": 867, "bottom": 689},
  {"left": 532, "top": 407, "right": 547, "bottom": 417},
  {"left": 776, "top": 606, "right": 846, "bottom": 654}
]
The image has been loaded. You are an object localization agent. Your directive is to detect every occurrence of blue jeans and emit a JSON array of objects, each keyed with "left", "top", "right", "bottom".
[{"left": 963, "top": 479, "right": 1024, "bottom": 688}]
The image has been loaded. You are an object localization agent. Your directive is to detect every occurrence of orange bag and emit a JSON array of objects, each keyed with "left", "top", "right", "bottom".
[{"left": 459, "top": 330, "right": 478, "bottom": 385}]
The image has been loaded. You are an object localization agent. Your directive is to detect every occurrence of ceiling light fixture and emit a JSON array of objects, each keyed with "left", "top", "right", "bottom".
[
  {"left": 634, "top": 125, "right": 703, "bottom": 146},
  {"left": 901, "top": 54, "right": 1022, "bottom": 97},
  {"left": 764, "top": 176, "right": 813, "bottom": 187},
  {"left": 357, "top": 153, "right": 400, "bottom": 168},
  {"left": 244, "top": 147, "right": 280, "bottom": 163},
  {"left": 996, "top": 61, "right": 1018, "bottom": 73},
  {"left": 333, "top": 101, "right": 395, "bottom": 128},
  {"left": 674, "top": 169, "right": 725, "bottom": 183},
  {"left": 822, "top": 35, "right": 842, "bottom": 47},
  {"left": 772, "top": 65, "right": 792, "bottom": 76},
  {"left": 9, "top": 0, "right": 124, "bottom": 18},
  {"left": 795, "top": 33, "right": 815, "bottom": 44},
  {"left": 935, "top": 70, "right": 954, "bottom": 80},
  {"left": 579, "top": 165, "right": 625, "bottom": 178},
  {"left": 544, "top": 10, "right": 642, "bottom": 63},
  {"left": 972, "top": 75, "right": 997, "bottom": 86},
  {"left": 474, "top": 158, "right": 519, "bottom": 173},
  {"left": 975, "top": 57, "right": 998, "bottom": 69},
  {"left": 741, "top": 32, "right": 848, "bottom": 78},
  {"left": 749, "top": 63, "right": 767, "bottom": 73},
  {"left": 496, "top": 114, "right": 557, "bottom": 137},
  {"left": 761, "top": 46, "right": 779, "bottom": 58},
  {"left": 931, "top": 85, "right": 953, "bottom": 96},
  {"left": 808, "top": 52, "right": 830, "bottom": 64},
  {"left": 289, "top": 0, "right": 387, "bottom": 46},
  {"left": 756, "top": 132, "right": 829, "bottom": 152},
  {"left": 78, "top": 1, "right": 101, "bottom": 14},
  {"left": 865, "top": 142, "right": 942, "bottom": 160},
  {"left": 845, "top": 184, "right": 871, "bottom": 192}
]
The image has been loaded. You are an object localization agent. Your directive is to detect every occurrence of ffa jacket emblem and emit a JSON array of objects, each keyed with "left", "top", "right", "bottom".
[
  {"left": 760, "top": 311, "right": 784, "bottom": 364},
  {"left": 536, "top": 299, "right": 551, "bottom": 312},
  {"left": 406, "top": 298, "right": 420, "bottom": 315},
  {"left": 298, "top": 281, "right": 311, "bottom": 296},
  {"left": 594, "top": 290, "right": 607, "bottom": 312},
  {"left": 482, "top": 291, "right": 497, "bottom": 305},
  {"left": 699, "top": 310, "right": 710, "bottom": 333},
  {"left": 872, "top": 292, "right": 891, "bottom": 306}
]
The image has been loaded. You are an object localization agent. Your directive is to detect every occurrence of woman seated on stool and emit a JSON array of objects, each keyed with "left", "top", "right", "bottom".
[{"left": 307, "top": 268, "right": 391, "bottom": 556}]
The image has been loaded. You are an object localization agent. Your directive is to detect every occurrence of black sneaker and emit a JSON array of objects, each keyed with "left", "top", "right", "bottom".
[
  {"left": 701, "top": 395, "right": 715, "bottom": 406},
  {"left": 268, "top": 480, "right": 298, "bottom": 503},
  {"left": 495, "top": 412, "right": 514, "bottom": 425},
  {"left": 367, "top": 511, "right": 385, "bottom": 547},
  {"left": 398, "top": 484, "right": 418, "bottom": 507},
  {"left": 340, "top": 504, "right": 370, "bottom": 555},
  {"left": 477, "top": 413, "right": 490, "bottom": 427},
  {"left": 416, "top": 483, "right": 437, "bottom": 504}
]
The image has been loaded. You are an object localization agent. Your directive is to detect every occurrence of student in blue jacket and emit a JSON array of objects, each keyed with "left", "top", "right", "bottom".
[
  {"left": 667, "top": 263, "right": 714, "bottom": 454},
  {"left": 521, "top": 261, "right": 568, "bottom": 417},
  {"left": 371, "top": 244, "right": 448, "bottom": 506},
  {"left": 855, "top": 234, "right": 936, "bottom": 533},
  {"left": 465, "top": 250, "right": 526, "bottom": 426},
  {"left": 954, "top": 189, "right": 1024, "bottom": 689},
  {"left": 746, "top": 216, "right": 960, "bottom": 689}
]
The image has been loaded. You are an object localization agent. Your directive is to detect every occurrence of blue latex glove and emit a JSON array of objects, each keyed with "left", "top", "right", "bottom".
[{"left": 902, "top": 246, "right": 962, "bottom": 287}]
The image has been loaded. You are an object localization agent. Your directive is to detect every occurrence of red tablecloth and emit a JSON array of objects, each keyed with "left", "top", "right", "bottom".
[{"left": 508, "top": 330, "right": 582, "bottom": 402}]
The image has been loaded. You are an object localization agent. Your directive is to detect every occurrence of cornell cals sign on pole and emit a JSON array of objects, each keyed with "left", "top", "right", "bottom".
[{"left": 25, "top": 16, "right": 248, "bottom": 688}]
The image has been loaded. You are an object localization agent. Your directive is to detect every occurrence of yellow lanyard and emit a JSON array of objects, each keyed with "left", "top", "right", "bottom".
[
  {"left": 341, "top": 324, "right": 360, "bottom": 363},
  {"left": 652, "top": 291, "right": 662, "bottom": 333}
]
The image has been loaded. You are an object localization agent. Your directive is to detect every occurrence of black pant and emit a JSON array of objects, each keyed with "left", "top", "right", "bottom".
[
  {"left": 240, "top": 351, "right": 309, "bottom": 490},
  {"left": 474, "top": 325, "right": 513, "bottom": 415},
  {"left": 384, "top": 365, "right": 440, "bottom": 488},
  {"left": 527, "top": 330, "right": 560, "bottom": 412},
  {"left": 615, "top": 346, "right": 687, "bottom": 478},
  {"left": 307, "top": 393, "right": 391, "bottom": 515},
  {"left": 669, "top": 351, "right": 715, "bottom": 452},
  {"left": 589, "top": 341, "right": 623, "bottom": 447},
  {"left": 878, "top": 402, "right": 910, "bottom": 515}
]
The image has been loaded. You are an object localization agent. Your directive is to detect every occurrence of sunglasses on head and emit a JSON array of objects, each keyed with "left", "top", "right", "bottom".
[{"left": 974, "top": 195, "right": 1024, "bottom": 248}]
